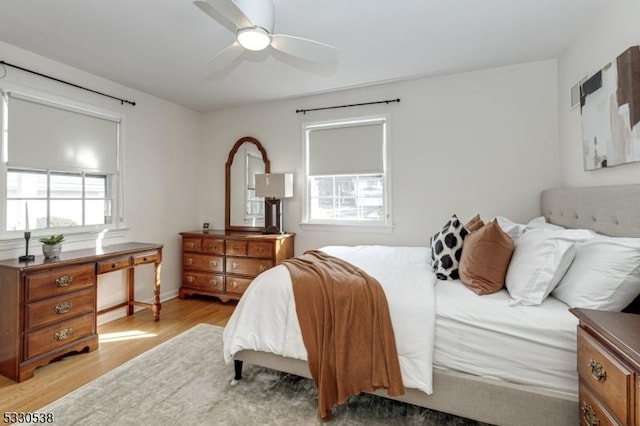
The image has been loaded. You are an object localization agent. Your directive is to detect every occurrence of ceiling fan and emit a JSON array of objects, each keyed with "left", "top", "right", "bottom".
[{"left": 194, "top": 0, "right": 338, "bottom": 74}]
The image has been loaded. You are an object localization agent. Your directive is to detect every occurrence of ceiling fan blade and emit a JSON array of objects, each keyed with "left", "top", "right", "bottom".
[
  {"left": 204, "top": 41, "right": 246, "bottom": 77},
  {"left": 270, "top": 34, "right": 337, "bottom": 64},
  {"left": 193, "top": 0, "right": 252, "bottom": 32}
]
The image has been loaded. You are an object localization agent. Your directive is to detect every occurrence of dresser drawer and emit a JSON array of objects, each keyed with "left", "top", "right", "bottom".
[
  {"left": 183, "top": 254, "right": 223, "bottom": 272},
  {"left": 26, "top": 264, "right": 96, "bottom": 302},
  {"left": 25, "top": 288, "right": 95, "bottom": 330},
  {"left": 182, "top": 272, "right": 224, "bottom": 292},
  {"left": 97, "top": 256, "right": 132, "bottom": 273},
  {"left": 577, "top": 327, "right": 632, "bottom": 423},
  {"left": 226, "top": 276, "right": 253, "bottom": 295},
  {"left": 579, "top": 381, "right": 619, "bottom": 426},
  {"left": 25, "top": 313, "right": 95, "bottom": 360},
  {"left": 132, "top": 251, "right": 160, "bottom": 265},
  {"left": 201, "top": 239, "right": 224, "bottom": 255},
  {"left": 182, "top": 238, "right": 202, "bottom": 252},
  {"left": 226, "top": 240, "right": 248, "bottom": 257},
  {"left": 248, "top": 241, "right": 273, "bottom": 258},
  {"left": 226, "top": 257, "right": 273, "bottom": 277}
]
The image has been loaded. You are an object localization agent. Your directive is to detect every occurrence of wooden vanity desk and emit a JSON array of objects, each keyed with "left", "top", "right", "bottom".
[
  {"left": 179, "top": 230, "right": 294, "bottom": 302},
  {"left": 0, "top": 242, "right": 163, "bottom": 382}
]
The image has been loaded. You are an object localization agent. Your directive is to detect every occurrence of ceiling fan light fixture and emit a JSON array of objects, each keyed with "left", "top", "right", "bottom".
[{"left": 237, "top": 27, "right": 271, "bottom": 51}]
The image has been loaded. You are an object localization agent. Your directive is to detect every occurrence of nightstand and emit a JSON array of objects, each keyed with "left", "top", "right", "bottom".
[{"left": 571, "top": 308, "right": 640, "bottom": 425}]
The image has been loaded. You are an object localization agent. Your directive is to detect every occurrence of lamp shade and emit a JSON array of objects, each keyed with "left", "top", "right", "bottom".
[
  {"left": 237, "top": 28, "right": 271, "bottom": 51},
  {"left": 255, "top": 173, "right": 293, "bottom": 198}
]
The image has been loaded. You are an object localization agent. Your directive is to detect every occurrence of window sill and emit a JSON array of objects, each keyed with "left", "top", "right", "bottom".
[
  {"left": 299, "top": 222, "right": 393, "bottom": 234},
  {"left": 0, "top": 226, "right": 130, "bottom": 252}
]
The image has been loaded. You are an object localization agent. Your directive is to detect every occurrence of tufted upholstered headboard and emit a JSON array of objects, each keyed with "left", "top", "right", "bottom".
[
  {"left": 541, "top": 184, "right": 640, "bottom": 238},
  {"left": 541, "top": 184, "right": 640, "bottom": 313}
]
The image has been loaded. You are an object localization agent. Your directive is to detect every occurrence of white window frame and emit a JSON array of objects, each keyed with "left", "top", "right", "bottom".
[
  {"left": 0, "top": 85, "right": 127, "bottom": 248},
  {"left": 6, "top": 168, "right": 116, "bottom": 229},
  {"left": 301, "top": 115, "right": 393, "bottom": 233}
]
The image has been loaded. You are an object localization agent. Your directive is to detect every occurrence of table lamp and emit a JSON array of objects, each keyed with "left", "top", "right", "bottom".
[{"left": 255, "top": 173, "right": 293, "bottom": 234}]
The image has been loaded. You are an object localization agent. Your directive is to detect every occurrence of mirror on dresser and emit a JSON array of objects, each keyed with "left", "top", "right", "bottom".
[{"left": 225, "top": 136, "right": 270, "bottom": 232}]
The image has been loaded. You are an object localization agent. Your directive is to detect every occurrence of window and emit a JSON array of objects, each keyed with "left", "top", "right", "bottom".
[
  {"left": 7, "top": 169, "right": 113, "bottom": 231},
  {"left": 1, "top": 91, "right": 123, "bottom": 237},
  {"left": 303, "top": 116, "right": 390, "bottom": 230}
]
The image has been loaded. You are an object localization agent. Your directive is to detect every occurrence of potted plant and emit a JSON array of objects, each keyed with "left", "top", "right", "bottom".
[{"left": 39, "top": 234, "right": 65, "bottom": 259}]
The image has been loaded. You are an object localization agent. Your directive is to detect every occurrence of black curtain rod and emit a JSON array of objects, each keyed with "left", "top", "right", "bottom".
[
  {"left": 296, "top": 98, "right": 400, "bottom": 114},
  {"left": 0, "top": 60, "right": 136, "bottom": 106}
]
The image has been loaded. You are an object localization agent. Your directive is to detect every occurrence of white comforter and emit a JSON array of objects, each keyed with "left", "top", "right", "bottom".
[
  {"left": 223, "top": 245, "right": 437, "bottom": 394},
  {"left": 434, "top": 279, "right": 578, "bottom": 394}
]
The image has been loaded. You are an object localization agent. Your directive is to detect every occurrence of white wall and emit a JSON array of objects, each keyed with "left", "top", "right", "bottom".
[
  {"left": 201, "top": 60, "right": 561, "bottom": 253},
  {"left": 2, "top": 27, "right": 594, "bottom": 315},
  {"left": 0, "top": 41, "right": 201, "bottom": 322},
  {"left": 558, "top": 0, "right": 640, "bottom": 186}
]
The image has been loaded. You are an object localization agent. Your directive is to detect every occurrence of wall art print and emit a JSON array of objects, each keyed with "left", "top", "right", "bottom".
[{"left": 581, "top": 45, "right": 640, "bottom": 170}]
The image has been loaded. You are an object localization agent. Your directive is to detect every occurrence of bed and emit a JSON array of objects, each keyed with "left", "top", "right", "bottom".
[{"left": 223, "top": 184, "right": 640, "bottom": 426}]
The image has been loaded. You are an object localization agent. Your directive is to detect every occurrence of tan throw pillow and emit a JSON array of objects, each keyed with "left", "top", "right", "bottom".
[
  {"left": 464, "top": 214, "right": 484, "bottom": 233},
  {"left": 459, "top": 219, "right": 514, "bottom": 295}
]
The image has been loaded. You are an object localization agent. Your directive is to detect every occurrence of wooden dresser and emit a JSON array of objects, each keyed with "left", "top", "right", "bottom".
[
  {"left": 0, "top": 242, "right": 163, "bottom": 382},
  {"left": 571, "top": 308, "right": 640, "bottom": 425},
  {"left": 179, "top": 231, "right": 294, "bottom": 302}
]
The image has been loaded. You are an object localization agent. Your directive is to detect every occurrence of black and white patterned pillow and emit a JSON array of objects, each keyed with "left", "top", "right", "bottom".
[{"left": 430, "top": 214, "right": 469, "bottom": 280}]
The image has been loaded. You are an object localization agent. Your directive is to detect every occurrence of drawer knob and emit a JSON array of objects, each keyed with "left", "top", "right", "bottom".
[
  {"left": 232, "top": 262, "right": 238, "bottom": 269},
  {"left": 257, "top": 264, "right": 266, "bottom": 273},
  {"left": 210, "top": 260, "right": 218, "bottom": 268},
  {"left": 186, "top": 275, "right": 195, "bottom": 283},
  {"left": 55, "top": 275, "right": 74, "bottom": 287},
  {"left": 589, "top": 359, "right": 607, "bottom": 383},
  {"left": 186, "top": 257, "right": 195, "bottom": 265},
  {"left": 581, "top": 402, "right": 600, "bottom": 426},
  {"left": 54, "top": 328, "right": 73, "bottom": 341},
  {"left": 256, "top": 246, "right": 264, "bottom": 253},
  {"left": 54, "top": 302, "right": 73, "bottom": 314},
  {"left": 187, "top": 242, "right": 195, "bottom": 249},
  {"left": 210, "top": 278, "right": 219, "bottom": 286},
  {"left": 231, "top": 281, "right": 239, "bottom": 289}
]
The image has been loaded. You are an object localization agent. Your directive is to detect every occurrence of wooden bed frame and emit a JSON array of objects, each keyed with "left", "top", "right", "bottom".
[{"left": 231, "top": 184, "right": 640, "bottom": 426}]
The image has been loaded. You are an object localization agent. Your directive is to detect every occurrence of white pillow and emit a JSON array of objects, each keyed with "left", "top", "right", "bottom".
[
  {"left": 506, "top": 230, "right": 576, "bottom": 306},
  {"left": 551, "top": 235, "right": 640, "bottom": 311},
  {"left": 495, "top": 216, "right": 527, "bottom": 239},
  {"left": 496, "top": 216, "right": 566, "bottom": 241},
  {"left": 526, "top": 216, "right": 566, "bottom": 231}
]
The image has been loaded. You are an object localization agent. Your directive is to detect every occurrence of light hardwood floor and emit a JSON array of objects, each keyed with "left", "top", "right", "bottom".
[{"left": 0, "top": 297, "right": 236, "bottom": 414}]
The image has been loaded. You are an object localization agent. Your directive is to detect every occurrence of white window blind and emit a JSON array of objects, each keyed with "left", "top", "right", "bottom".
[
  {"left": 7, "top": 94, "right": 119, "bottom": 173},
  {"left": 307, "top": 120, "right": 384, "bottom": 176}
]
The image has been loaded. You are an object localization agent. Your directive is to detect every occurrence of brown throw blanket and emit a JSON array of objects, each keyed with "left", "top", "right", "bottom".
[{"left": 283, "top": 250, "right": 404, "bottom": 420}]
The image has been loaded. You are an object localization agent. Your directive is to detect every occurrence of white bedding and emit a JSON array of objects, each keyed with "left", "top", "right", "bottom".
[
  {"left": 223, "top": 245, "right": 437, "bottom": 394},
  {"left": 223, "top": 245, "right": 579, "bottom": 397},
  {"left": 434, "top": 279, "right": 578, "bottom": 395}
]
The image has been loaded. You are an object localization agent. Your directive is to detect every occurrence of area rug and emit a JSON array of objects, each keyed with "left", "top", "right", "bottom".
[{"left": 23, "top": 324, "right": 488, "bottom": 425}]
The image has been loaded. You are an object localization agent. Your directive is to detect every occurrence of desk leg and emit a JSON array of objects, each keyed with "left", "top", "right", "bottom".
[
  {"left": 152, "top": 260, "right": 162, "bottom": 322},
  {"left": 127, "top": 268, "right": 135, "bottom": 316}
]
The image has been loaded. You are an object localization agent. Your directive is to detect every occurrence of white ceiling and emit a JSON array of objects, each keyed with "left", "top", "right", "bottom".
[{"left": 0, "top": 0, "right": 605, "bottom": 112}]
